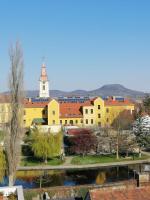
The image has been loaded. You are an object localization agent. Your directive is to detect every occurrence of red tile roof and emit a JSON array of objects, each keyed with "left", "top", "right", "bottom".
[
  {"left": 24, "top": 101, "right": 48, "bottom": 108},
  {"left": 0, "top": 95, "right": 10, "bottom": 103},
  {"left": 59, "top": 101, "right": 91, "bottom": 118},
  {"left": 66, "top": 128, "right": 92, "bottom": 136},
  {"left": 90, "top": 186, "right": 150, "bottom": 200},
  {"left": 104, "top": 99, "right": 134, "bottom": 106}
]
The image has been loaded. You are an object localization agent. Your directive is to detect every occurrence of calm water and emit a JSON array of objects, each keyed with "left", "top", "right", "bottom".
[{"left": 0, "top": 164, "right": 144, "bottom": 189}]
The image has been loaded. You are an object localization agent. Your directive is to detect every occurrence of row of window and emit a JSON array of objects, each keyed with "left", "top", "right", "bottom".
[
  {"left": 24, "top": 107, "right": 109, "bottom": 116},
  {"left": 60, "top": 119, "right": 82, "bottom": 125},
  {"left": 85, "top": 107, "right": 109, "bottom": 114},
  {"left": 24, "top": 118, "right": 109, "bottom": 126},
  {"left": 85, "top": 119, "right": 94, "bottom": 124},
  {"left": 85, "top": 109, "right": 93, "bottom": 114}
]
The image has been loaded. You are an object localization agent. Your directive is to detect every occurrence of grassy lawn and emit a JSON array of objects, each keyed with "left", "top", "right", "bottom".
[
  {"left": 71, "top": 154, "right": 149, "bottom": 165},
  {"left": 21, "top": 157, "right": 64, "bottom": 166}
]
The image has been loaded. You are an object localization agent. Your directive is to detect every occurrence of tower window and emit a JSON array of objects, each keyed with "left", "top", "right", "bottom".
[{"left": 43, "top": 85, "right": 45, "bottom": 90}]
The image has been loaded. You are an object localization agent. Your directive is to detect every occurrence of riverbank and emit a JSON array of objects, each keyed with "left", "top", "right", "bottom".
[
  {"left": 17, "top": 158, "right": 150, "bottom": 171},
  {"left": 19, "top": 153, "right": 150, "bottom": 169}
]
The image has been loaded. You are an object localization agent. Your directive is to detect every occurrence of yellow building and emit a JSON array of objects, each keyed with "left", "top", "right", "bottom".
[
  {"left": 0, "top": 95, "right": 135, "bottom": 128},
  {"left": 0, "top": 96, "right": 11, "bottom": 126},
  {"left": 47, "top": 99, "right": 60, "bottom": 125},
  {"left": 23, "top": 99, "right": 48, "bottom": 127},
  {"left": 92, "top": 96, "right": 134, "bottom": 127}
]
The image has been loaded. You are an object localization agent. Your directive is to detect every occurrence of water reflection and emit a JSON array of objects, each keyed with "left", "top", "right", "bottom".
[{"left": 0, "top": 165, "right": 140, "bottom": 189}]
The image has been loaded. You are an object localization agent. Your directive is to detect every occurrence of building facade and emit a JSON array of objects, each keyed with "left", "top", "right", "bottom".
[
  {"left": 23, "top": 96, "right": 135, "bottom": 128},
  {"left": 0, "top": 95, "right": 135, "bottom": 128}
]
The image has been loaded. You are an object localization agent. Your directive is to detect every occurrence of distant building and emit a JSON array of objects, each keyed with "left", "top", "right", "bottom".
[
  {"left": 22, "top": 96, "right": 134, "bottom": 127},
  {"left": 0, "top": 65, "right": 135, "bottom": 128}
]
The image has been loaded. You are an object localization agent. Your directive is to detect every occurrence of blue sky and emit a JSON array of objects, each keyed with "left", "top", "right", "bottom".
[{"left": 0, "top": 0, "right": 150, "bottom": 92}]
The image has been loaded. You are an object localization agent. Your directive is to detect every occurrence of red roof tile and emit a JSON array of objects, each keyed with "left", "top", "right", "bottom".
[
  {"left": 0, "top": 95, "right": 10, "bottom": 103},
  {"left": 66, "top": 128, "right": 92, "bottom": 135},
  {"left": 90, "top": 186, "right": 150, "bottom": 200},
  {"left": 59, "top": 101, "right": 91, "bottom": 118},
  {"left": 104, "top": 99, "right": 134, "bottom": 106},
  {"left": 24, "top": 101, "right": 48, "bottom": 108}
]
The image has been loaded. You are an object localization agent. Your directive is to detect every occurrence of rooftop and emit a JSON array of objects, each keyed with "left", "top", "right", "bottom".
[
  {"left": 59, "top": 101, "right": 91, "bottom": 118},
  {"left": 90, "top": 186, "right": 150, "bottom": 200}
]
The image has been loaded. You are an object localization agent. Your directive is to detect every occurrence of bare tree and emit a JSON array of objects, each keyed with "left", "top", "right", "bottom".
[
  {"left": 5, "top": 41, "right": 24, "bottom": 186},
  {"left": 111, "top": 110, "right": 135, "bottom": 159}
]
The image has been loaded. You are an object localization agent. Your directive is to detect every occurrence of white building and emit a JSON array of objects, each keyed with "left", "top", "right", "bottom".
[{"left": 39, "top": 63, "right": 50, "bottom": 98}]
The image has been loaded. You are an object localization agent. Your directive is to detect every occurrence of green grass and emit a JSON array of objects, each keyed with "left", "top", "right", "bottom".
[
  {"left": 21, "top": 157, "right": 64, "bottom": 166},
  {"left": 24, "top": 190, "right": 38, "bottom": 200},
  {"left": 71, "top": 154, "right": 149, "bottom": 165}
]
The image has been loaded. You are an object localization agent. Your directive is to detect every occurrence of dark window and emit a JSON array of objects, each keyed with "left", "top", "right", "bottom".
[
  {"left": 91, "top": 109, "right": 93, "bottom": 114},
  {"left": 91, "top": 119, "right": 93, "bottom": 124},
  {"left": 81, "top": 119, "right": 83, "bottom": 123},
  {"left": 76, "top": 120, "right": 78, "bottom": 124},
  {"left": 52, "top": 110, "right": 55, "bottom": 115},
  {"left": 106, "top": 108, "right": 109, "bottom": 113},
  {"left": 98, "top": 113, "right": 101, "bottom": 118},
  {"left": 98, "top": 122, "right": 101, "bottom": 126},
  {"left": 43, "top": 85, "right": 45, "bottom": 90},
  {"left": 85, "top": 109, "right": 88, "bottom": 114},
  {"left": 106, "top": 118, "right": 109, "bottom": 123},
  {"left": 86, "top": 119, "right": 88, "bottom": 124},
  {"left": 65, "top": 120, "right": 67, "bottom": 125},
  {"left": 98, "top": 105, "right": 101, "bottom": 109},
  {"left": 42, "top": 110, "right": 46, "bottom": 115},
  {"left": 70, "top": 120, "right": 73, "bottom": 125},
  {"left": 60, "top": 120, "right": 62, "bottom": 124}
]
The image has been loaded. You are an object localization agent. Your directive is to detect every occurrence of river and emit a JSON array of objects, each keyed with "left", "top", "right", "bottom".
[{"left": 0, "top": 164, "right": 144, "bottom": 189}]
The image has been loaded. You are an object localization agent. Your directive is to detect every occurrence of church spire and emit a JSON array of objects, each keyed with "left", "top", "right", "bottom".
[
  {"left": 40, "top": 63, "right": 48, "bottom": 82},
  {"left": 39, "top": 63, "right": 50, "bottom": 98}
]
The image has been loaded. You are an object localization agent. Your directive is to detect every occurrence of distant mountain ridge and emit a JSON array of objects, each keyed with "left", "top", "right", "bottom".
[{"left": 24, "top": 84, "right": 146, "bottom": 98}]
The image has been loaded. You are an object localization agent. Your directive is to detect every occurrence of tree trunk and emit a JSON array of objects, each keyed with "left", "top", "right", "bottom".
[
  {"left": 44, "top": 155, "right": 47, "bottom": 164},
  {"left": 44, "top": 159, "right": 47, "bottom": 164},
  {"left": 116, "top": 137, "right": 119, "bottom": 160},
  {"left": 139, "top": 147, "right": 141, "bottom": 158},
  {"left": 9, "top": 174, "right": 14, "bottom": 186}
]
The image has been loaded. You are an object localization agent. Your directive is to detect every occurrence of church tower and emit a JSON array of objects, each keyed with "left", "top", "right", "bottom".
[{"left": 39, "top": 63, "right": 50, "bottom": 98}]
